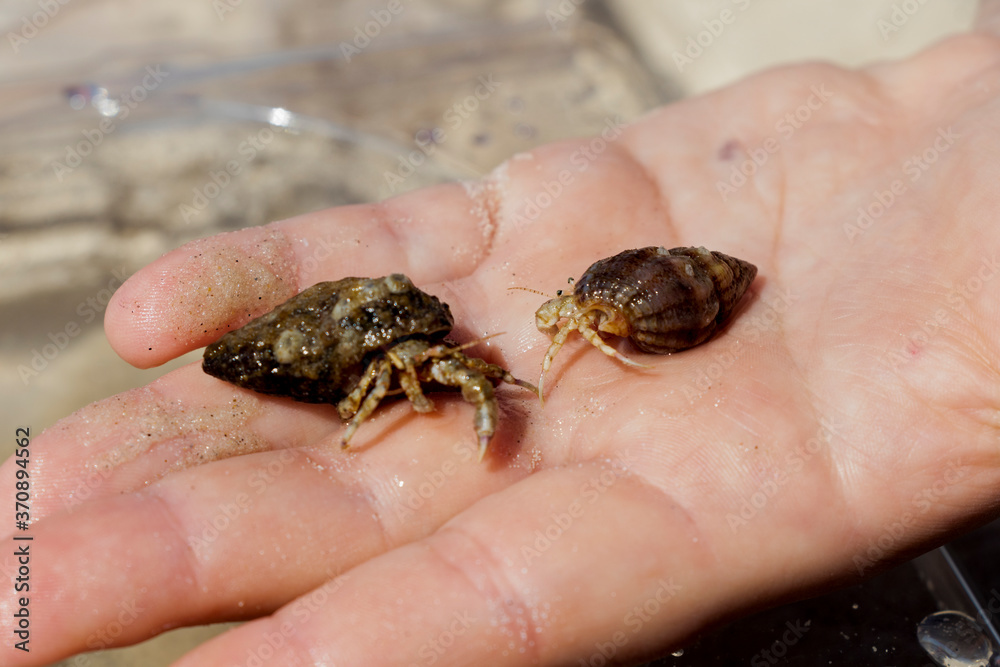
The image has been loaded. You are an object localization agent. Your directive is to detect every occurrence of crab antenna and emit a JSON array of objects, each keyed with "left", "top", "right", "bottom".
[
  {"left": 447, "top": 331, "right": 506, "bottom": 352},
  {"left": 416, "top": 332, "right": 510, "bottom": 363},
  {"left": 506, "top": 286, "right": 553, "bottom": 297}
]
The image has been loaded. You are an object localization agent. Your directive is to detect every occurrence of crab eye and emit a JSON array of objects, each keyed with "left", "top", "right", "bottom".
[{"left": 556, "top": 290, "right": 563, "bottom": 296}]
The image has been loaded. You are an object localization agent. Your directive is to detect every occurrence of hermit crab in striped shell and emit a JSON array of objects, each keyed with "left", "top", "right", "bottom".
[
  {"left": 202, "top": 274, "right": 537, "bottom": 461},
  {"left": 530, "top": 246, "right": 758, "bottom": 402}
]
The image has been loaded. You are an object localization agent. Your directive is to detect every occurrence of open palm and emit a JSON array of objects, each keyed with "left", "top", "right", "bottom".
[{"left": 6, "top": 25, "right": 1000, "bottom": 667}]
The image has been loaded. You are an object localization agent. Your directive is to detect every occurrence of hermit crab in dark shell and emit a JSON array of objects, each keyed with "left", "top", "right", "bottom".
[
  {"left": 533, "top": 246, "right": 757, "bottom": 402},
  {"left": 203, "top": 274, "right": 537, "bottom": 461}
]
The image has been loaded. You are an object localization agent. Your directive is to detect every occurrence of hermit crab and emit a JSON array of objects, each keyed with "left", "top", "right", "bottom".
[
  {"left": 203, "top": 274, "right": 537, "bottom": 460},
  {"left": 533, "top": 246, "right": 757, "bottom": 401}
]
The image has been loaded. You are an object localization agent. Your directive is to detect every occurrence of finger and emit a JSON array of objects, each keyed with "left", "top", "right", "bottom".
[
  {"left": 168, "top": 460, "right": 789, "bottom": 667},
  {"left": 172, "top": 419, "right": 1000, "bottom": 667},
  {"left": 0, "top": 363, "right": 341, "bottom": 532},
  {"left": 106, "top": 119, "right": 689, "bottom": 371},
  {"left": 105, "top": 181, "right": 496, "bottom": 368},
  {"left": 0, "top": 417, "right": 533, "bottom": 666},
  {"left": 13, "top": 268, "right": 544, "bottom": 531}
]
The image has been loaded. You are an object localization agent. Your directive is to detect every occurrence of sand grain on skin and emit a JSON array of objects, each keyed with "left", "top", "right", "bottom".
[
  {"left": 49, "top": 385, "right": 268, "bottom": 509},
  {"left": 109, "top": 228, "right": 301, "bottom": 364},
  {"left": 168, "top": 230, "right": 299, "bottom": 346}
]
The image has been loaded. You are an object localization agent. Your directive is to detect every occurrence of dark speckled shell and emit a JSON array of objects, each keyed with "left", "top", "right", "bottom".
[
  {"left": 202, "top": 275, "right": 453, "bottom": 403},
  {"left": 575, "top": 246, "right": 756, "bottom": 353}
]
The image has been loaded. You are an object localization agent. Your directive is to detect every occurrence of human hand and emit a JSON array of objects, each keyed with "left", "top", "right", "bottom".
[{"left": 6, "top": 19, "right": 1000, "bottom": 667}]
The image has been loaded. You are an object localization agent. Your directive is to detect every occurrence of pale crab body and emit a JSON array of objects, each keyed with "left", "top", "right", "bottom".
[
  {"left": 203, "top": 274, "right": 535, "bottom": 460},
  {"left": 534, "top": 246, "right": 757, "bottom": 401}
]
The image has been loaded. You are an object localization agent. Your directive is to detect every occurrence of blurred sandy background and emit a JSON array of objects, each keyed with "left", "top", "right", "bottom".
[{"left": 0, "top": 1, "right": 978, "bottom": 664}]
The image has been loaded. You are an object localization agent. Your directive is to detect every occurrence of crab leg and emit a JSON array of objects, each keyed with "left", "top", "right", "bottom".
[
  {"left": 425, "top": 358, "right": 498, "bottom": 462},
  {"left": 339, "top": 358, "right": 392, "bottom": 449},
  {"left": 418, "top": 339, "right": 537, "bottom": 396},
  {"left": 337, "top": 357, "right": 381, "bottom": 421},
  {"left": 386, "top": 346, "right": 435, "bottom": 413},
  {"left": 538, "top": 318, "right": 579, "bottom": 406},
  {"left": 539, "top": 317, "right": 651, "bottom": 405},
  {"left": 459, "top": 353, "right": 538, "bottom": 396},
  {"left": 577, "top": 321, "right": 651, "bottom": 369}
]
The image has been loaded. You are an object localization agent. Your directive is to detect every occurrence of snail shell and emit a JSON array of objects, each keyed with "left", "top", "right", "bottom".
[
  {"left": 203, "top": 275, "right": 453, "bottom": 404},
  {"left": 534, "top": 246, "right": 757, "bottom": 400},
  {"left": 203, "top": 274, "right": 536, "bottom": 459},
  {"left": 571, "top": 245, "right": 757, "bottom": 352}
]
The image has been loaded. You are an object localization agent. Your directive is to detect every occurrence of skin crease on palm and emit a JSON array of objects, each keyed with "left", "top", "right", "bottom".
[{"left": 8, "top": 13, "right": 1000, "bottom": 667}]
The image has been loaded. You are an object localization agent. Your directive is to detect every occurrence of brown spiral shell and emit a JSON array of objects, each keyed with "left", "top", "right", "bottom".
[{"left": 570, "top": 246, "right": 757, "bottom": 352}]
